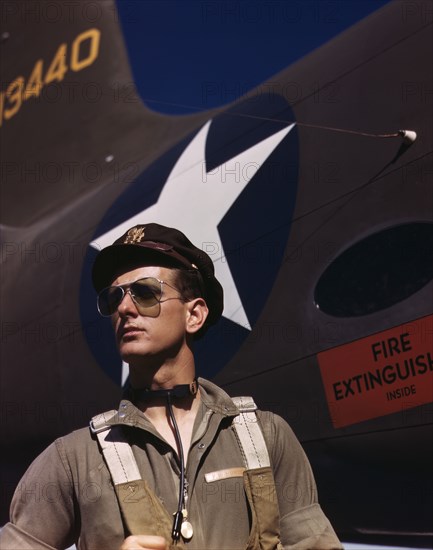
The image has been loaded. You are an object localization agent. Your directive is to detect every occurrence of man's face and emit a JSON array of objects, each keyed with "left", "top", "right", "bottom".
[{"left": 109, "top": 265, "right": 189, "bottom": 366}]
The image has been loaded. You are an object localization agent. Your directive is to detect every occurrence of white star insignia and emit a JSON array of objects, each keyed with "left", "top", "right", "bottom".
[{"left": 91, "top": 119, "right": 296, "bottom": 384}]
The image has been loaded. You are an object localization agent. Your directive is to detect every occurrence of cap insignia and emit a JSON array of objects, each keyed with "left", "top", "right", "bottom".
[{"left": 124, "top": 227, "right": 145, "bottom": 244}]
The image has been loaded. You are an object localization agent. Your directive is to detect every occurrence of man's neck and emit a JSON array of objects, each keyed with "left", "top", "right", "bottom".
[
  {"left": 127, "top": 344, "right": 196, "bottom": 390},
  {"left": 133, "top": 382, "right": 202, "bottom": 461},
  {"left": 138, "top": 389, "right": 200, "bottom": 420},
  {"left": 127, "top": 356, "right": 198, "bottom": 418}
]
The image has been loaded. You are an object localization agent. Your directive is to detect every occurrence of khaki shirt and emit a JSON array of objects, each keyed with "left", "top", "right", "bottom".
[{"left": 1, "top": 379, "right": 342, "bottom": 549}]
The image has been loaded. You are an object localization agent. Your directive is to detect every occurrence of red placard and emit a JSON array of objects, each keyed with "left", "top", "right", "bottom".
[{"left": 317, "top": 315, "right": 433, "bottom": 428}]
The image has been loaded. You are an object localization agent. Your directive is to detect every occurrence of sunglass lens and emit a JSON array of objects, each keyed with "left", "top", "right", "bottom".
[
  {"left": 98, "top": 286, "right": 124, "bottom": 316},
  {"left": 131, "top": 278, "right": 161, "bottom": 308}
]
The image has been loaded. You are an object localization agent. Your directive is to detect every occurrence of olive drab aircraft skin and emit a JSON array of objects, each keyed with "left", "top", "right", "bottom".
[{"left": 0, "top": 0, "right": 432, "bottom": 546}]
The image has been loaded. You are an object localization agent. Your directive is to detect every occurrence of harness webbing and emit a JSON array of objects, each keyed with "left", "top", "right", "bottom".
[
  {"left": 231, "top": 396, "right": 270, "bottom": 469},
  {"left": 90, "top": 410, "right": 141, "bottom": 484},
  {"left": 90, "top": 396, "right": 276, "bottom": 549},
  {"left": 90, "top": 410, "right": 181, "bottom": 545},
  {"left": 90, "top": 397, "right": 270, "bottom": 486}
]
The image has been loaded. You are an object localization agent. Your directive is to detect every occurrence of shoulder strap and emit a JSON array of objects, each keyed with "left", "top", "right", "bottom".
[
  {"left": 90, "top": 413, "right": 141, "bottom": 484},
  {"left": 232, "top": 398, "right": 282, "bottom": 550},
  {"left": 90, "top": 412, "right": 183, "bottom": 546},
  {"left": 231, "top": 396, "right": 270, "bottom": 469},
  {"left": 90, "top": 411, "right": 141, "bottom": 485}
]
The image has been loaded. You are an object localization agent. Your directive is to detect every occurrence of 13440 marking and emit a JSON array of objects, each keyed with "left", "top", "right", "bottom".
[{"left": 0, "top": 28, "right": 101, "bottom": 127}]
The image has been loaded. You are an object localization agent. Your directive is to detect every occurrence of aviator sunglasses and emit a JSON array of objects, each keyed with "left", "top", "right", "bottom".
[{"left": 97, "top": 277, "right": 182, "bottom": 317}]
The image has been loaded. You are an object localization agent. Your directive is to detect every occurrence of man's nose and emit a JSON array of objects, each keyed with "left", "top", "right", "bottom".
[{"left": 117, "top": 290, "right": 138, "bottom": 316}]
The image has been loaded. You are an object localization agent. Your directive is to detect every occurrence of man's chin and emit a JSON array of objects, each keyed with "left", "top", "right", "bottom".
[{"left": 119, "top": 348, "right": 158, "bottom": 367}]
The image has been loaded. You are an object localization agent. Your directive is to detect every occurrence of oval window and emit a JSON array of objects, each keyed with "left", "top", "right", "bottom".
[{"left": 314, "top": 223, "right": 433, "bottom": 317}]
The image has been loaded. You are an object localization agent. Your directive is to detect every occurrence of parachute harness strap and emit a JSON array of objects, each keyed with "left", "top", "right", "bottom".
[{"left": 231, "top": 396, "right": 270, "bottom": 469}]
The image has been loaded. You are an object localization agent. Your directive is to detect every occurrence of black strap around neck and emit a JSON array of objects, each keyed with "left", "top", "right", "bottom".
[{"left": 127, "top": 379, "right": 199, "bottom": 403}]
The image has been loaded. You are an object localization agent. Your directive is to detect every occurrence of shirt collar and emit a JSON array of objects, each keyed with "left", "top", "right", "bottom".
[{"left": 102, "top": 377, "right": 239, "bottom": 432}]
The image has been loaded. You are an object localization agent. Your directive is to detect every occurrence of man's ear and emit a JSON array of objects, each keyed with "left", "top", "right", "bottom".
[{"left": 185, "top": 298, "right": 209, "bottom": 336}]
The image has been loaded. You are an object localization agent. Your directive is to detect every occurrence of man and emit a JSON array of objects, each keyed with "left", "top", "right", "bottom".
[{"left": 1, "top": 223, "right": 342, "bottom": 550}]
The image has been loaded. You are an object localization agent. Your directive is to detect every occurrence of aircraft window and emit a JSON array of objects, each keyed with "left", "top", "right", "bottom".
[{"left": 314, "top": 222, "right": 433, "bottom": 316}]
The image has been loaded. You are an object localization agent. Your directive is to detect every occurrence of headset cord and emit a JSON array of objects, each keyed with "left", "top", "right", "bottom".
[{"left": 167, "top": 393, "right": 185, "bottom": 542}]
